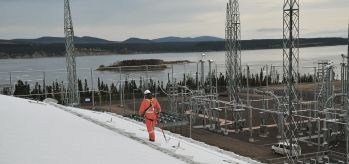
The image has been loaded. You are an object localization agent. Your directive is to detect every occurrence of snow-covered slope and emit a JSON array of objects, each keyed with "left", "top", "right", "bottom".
[{"left": 0, "top": 95, "right": 261, "bottom": 164}]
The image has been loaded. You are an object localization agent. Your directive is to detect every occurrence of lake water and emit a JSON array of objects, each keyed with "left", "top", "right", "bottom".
[{"left": 0, "top": 45, "right": 347, "bottom": 88}]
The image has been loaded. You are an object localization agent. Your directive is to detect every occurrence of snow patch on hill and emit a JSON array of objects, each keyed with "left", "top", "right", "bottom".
[{"left": 0, "top": 95, "right": 261, "bottom": 164}]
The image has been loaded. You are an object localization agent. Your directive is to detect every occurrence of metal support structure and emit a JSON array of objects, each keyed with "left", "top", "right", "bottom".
[
  {"left": 64, "top": 0, "right": 79, "bottom": 106},
  {"left": 154, "top": 79, "right": 157, "bottom": 98},
  {"left": 209, "top": 60, "right": 213, "bottom": 98},
  {"left": 347, "top": 23, "right": 349, "bottom": 96},
  {"left": 208, "top": 60, "right": 213, "bottom": 129},
  {"left": 270, "top": 65, "right": 278, "bottom": 84},
  {"left": 119, "top": 67, "right": 124, "bottom": 107},
  {"left": 43, "top": 72, "right": 47, "bottom": 98},
  {"left": 168, "top": 65, "right": 178, "bottom": 114},
  {"left": 247, "top": 65, "right": 254, "bottom": 142},
  {"left": 226, "top": 0, "right": 245, "bottom": 131},
  {"left": 225, "top": 0, "right": 242, "bottom": 103},
  {"left": 200, "top": 54, "right": 205, "bottom": 90},
  {"left": 90, "top": 68, "right": 95, "bottom": 109},
  {"left": 313, "top": 67, "right": 318, "bottom": 117},
  {"left": 3, "top": 1, "right": 348, "bottom": 162},
  {"left": 318, "top": 63, "right": 334, "bottom": 110},
  {"left": 146, "top": 65, "right": 149, "bottom": 89},
  {"left": 341, "top": 62, "right": 347, "bottom": 104},
  {"left": 196, "top": 63, "right": 199, "bottom": 91},
  {"left": 260, "top": 65, "right": 270, "bottom": 137},
  {"left": 282, "top": 0, "right": 300, "bottom": 162},
  {"left": 9, "top": 72, "right": 12, "bottom": 95},
  {"left": 317, "top": 118, "right": 321, "bottom": 160},
  {"left": 215, "top": 63, "right": 220, "bottom": 129},
  {"left": 109, "top": 90, "right": 112, "bottom": 111},
  {"left": 346, "top": 23, "right": 349, "bottom": 164},
  {"left": 122, "top": 80, "right": 125, "bottom": 108},
  {"left": 190, "top": 98, "right": 193, "bottom": 138},
  {"left": 323, "top": 64, "right": 335, "bottom": 151}
]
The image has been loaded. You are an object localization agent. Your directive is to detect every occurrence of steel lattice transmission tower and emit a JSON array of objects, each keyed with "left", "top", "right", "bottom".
[
  {"left": 64, "top": 0, "right": 79, "bottom": 106},
  {"left": 347, "top": 23, "right": 349, "bottom": 95},
  {"left": 282, "top": 0, "right": 300, "bottom": 162},
  {"left": 225, "top": 0, "right": 242, "bottom": 104},
  {"left": 346, "top": 23, "right": 349, "bottom": 164},
  {"left": 226, "top": 0, "right": 245, "bottom": 132}
]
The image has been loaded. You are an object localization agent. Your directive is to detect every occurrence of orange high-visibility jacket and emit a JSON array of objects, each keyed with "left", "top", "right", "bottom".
[{"left": 139, "top": 98, "right": 161, "bottom": 120}]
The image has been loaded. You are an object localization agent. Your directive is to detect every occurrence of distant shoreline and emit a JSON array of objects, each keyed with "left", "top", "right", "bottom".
[
  {"left": 0, "top": 44, "right": 346, "bottom": 60},
  {"left": 0, "top": 38, "right": 346, "bottom": 59}
]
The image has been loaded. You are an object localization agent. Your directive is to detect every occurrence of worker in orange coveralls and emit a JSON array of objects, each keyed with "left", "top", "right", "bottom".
[{"left": 139, "top": 90, "right": 161, "bottom": 142}]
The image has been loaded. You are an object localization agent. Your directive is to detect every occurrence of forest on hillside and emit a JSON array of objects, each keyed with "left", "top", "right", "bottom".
[{"left": 0, "top": 37, "right": 346, "bottom": 59}]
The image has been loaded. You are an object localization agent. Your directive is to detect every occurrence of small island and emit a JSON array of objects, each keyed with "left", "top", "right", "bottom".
[{"left": 96, "top": 59, "right": 192, "bottom": 71}]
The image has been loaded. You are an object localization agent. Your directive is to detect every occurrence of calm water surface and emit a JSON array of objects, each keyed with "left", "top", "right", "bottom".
[{"left": 0, "top": 45, "right": 346, "bottom": 87}]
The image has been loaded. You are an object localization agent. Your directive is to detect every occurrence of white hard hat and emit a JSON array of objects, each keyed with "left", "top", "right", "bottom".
[{"left": 144, "top": 90, "right": 151, "bottom": 95}]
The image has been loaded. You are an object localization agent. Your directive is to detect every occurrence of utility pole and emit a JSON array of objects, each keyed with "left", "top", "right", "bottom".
[
  {"left": 247, "top": 65, "right": 254, "bottom": 142},
  {"left": 119, "top": 67, "right": 124, "bottom": 108},
  {"left": 43, "top": 71, "right": 47, "bottom": 99},
  {"left": 9, "top": 72, "right": 12, "bottom": 96},
  {"left": 90, "top": 68, "right": 95, "bottom": 109},
  {"left": 133, "top": 89, "right": 136, "bottom": 114}
]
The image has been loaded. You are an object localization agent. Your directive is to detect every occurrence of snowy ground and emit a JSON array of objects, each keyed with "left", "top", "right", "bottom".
[{"left": 0, "top": 95, "right": 261, "bottom": 164}]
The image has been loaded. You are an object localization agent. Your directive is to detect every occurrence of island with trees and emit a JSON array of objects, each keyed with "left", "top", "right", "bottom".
[{"left": 96, "top": 59, "right": 192, "bottom": 71}]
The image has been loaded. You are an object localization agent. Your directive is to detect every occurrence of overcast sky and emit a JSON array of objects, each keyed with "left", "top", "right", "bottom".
[{"left": 0, "top": 0, "right": 348, "bottom": 41}]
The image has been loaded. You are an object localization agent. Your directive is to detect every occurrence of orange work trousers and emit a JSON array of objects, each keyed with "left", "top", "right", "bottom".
[{"left": 145, "top": 118, "right": 157, "bottom": 141}]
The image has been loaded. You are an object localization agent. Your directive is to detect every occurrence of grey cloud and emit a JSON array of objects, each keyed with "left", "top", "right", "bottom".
[
  {"left": 256, "top": 28, "right": 282, "bottom": 33},
  {"left": 0, "top": 0, "right": 347, "bottom": 40},
  {"left": 302, "top": 0, "right": 349, "bottom": 9},
  {"left": 304, "top": 29, "right": 348, "bottom": 38}
]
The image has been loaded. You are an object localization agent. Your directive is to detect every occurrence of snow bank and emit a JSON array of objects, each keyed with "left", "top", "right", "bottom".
[
  {"left": 0, "top": 95, "right": 185, "bottom": 164},
  {"left": 0, "top": 95, "right": 262, "bottom": 164}
]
